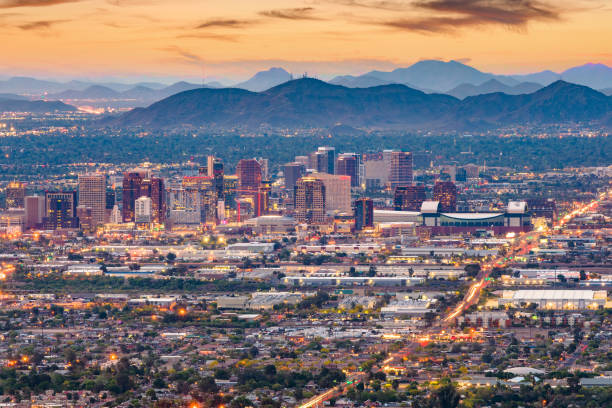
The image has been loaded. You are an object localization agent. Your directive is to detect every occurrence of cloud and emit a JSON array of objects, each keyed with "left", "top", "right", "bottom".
[
  {"left": 329, "top": 0, "right": 561, "bottom": 32},
  {"left": 375, "top": 0, "right": 560, "bottom": 33},
  {"left": 454, "top": 57, "right": 472, "bottom": 64},
  {"left": 0, "top": 0, "right": 80, "bottom": 7},
  {"left": 419, "top": 0, "right": 558, "bottom": 24},
  {"left": 325, "top": 0, "right": 409, "bottom": 11},
  {"left": 18, "top": 19, "right": 67, "bottom": 29},
  {"left": 259, "top": 7, "right": 324, "bottom": 20},
  {"left": 160, "top": 46, "right": 205, "bottom": 66},
  {"left": 177, "top": 32, "right": 240, "bottom": 42},
  {"left": 195, "top": 18, "right": 253, "bottom": 29}
]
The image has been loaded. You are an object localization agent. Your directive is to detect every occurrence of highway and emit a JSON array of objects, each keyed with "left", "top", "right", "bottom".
[
  {"left": 297, "top": 373, "right": 365, "bottom": 408},
  {"left": 296, "top": 189, "right": 610, "bottom": 408},
  {"left": 442, "top": 189, "right": 610, "bottom": 325}
]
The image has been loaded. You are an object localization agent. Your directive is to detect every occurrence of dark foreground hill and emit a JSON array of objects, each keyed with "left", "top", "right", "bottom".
[{"left": 113, "top": 79, "right": 612, "bottom": 130}]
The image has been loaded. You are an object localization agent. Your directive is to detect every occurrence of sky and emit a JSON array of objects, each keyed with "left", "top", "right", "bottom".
[{"left": 0, "top": 0, "right": 611, "bottom": 82}]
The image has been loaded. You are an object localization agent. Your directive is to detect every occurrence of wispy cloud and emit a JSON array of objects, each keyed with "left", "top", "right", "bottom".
[
  {"left": 160, "top": 46, "right": 205, "bottom": 66},
  {"left": 177, "top": 32, "right": 240, "bottom": 42},
  {"left": 324, "top": 0, "right": 409, "bottom": 11},
  {"left": 259, "top": 7, "right": 323, "bottom": 20},
  {"left": 373, "top": 0, "right": 560, "bottom": 33},
  {"left": 328, "top": 0, "right": 561, "bottom": 32},
  {"left": 195, "top": 18, "right": 254, "bottom": 29},
  {"left": 18, "top": 19, "right": 67, "bottom": 29},
  {"left": 0, "top": 0, "right": 80, "bottom": 7},
  {"left": 419, "top": 0, "right": 559, "bottom": 25}
]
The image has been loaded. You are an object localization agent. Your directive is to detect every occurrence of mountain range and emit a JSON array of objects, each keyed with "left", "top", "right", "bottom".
[
  {"left": 327, "top": 61, "right": 612, "bottom": 92},
  {"left": 111, "top": 78, "right": 612, "bottom": 131},
  {"left": 0, "top": 98, "right": 76, "bottom": 114},
  {"left": 3, "top": 61, "right": 612, "bottom": 98},
  {"left": 446, "top": 79, "right": 543, "bottom": 99},
  {"left": 44, "top": 81, "right": 221, "bottom": 108}
]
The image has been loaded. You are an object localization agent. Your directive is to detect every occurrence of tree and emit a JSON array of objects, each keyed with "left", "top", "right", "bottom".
[
  {"left": 567, "top": 375, "right": 581, "bottom": 392},
  {"left": 231, "top": 396, "right": 253, "bottom": 408},
  {"left": 198, "top": 376, "right": 218, "bottom": 394},
  {"left": 464, "top": 263, "right": 481, "bottom": 278},
  {"left": 432, "top": 382, "right": 460, "bottom": 408}
]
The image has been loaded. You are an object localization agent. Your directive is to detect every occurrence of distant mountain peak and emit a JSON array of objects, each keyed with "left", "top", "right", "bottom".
[{"left": 234, "top": 67, "right": 293, "bottom": 92}]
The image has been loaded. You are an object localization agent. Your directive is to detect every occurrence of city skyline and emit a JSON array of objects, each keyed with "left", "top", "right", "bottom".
[{"left": 0, "top": 0, "right": 611, "bottom": 81}]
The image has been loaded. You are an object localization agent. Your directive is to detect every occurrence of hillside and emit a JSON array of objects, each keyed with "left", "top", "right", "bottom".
[{"left": 112, "top": 79, "right": 612, "bottom": 131}]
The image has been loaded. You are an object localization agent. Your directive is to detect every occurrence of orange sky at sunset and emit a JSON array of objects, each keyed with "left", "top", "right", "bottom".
[{"left": 1, "top": 0, "right": 611, "bottom": 81}]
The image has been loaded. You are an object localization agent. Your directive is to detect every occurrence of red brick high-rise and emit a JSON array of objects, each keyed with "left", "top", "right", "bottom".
[{"left": 433, "top": 181, "right": 457, "bottom": 212}]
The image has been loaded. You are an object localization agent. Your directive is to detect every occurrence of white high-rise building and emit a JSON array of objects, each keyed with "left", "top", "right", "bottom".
[
  {"left": 110, "top": 205, "right": 122, "bottom": 224},
  {"left": 135, "top": 196, "right": 152, "bottom": 223},
  {"left": 168, "top": 188, "right": 201, "bottom": 226}
]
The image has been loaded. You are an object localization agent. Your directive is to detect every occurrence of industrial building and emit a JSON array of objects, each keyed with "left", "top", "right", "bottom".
[{"left": 498, "top": 290, "right": 607, "bottom": 310}]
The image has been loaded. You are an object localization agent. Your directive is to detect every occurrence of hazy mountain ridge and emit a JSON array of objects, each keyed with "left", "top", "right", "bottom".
[
  {"left": 3, "top": 61, "right": 612, "bottom": 109},
  {"left": 0, "top": 98, "right": 77, "bottom": 113},
  {"left": 447, "top": 79, "right": 543, "bottom": 99},
  {"left": 329, "top": 61, "right": 612, "bottom": 93},
  {"left": 111, "top": 79, "right": 612, "bottom": 131}
]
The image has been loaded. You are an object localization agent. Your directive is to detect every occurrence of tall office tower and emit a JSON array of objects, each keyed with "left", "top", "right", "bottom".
[
  {"left": 105, "top": 190, "right": 115, "bottom": 209},
  {"left": 354, "top": 198, "right": 374, "bottom": 231},
  {"left": 6, "top": 182, "right": 26, "bottom": 209},
  {"left": 135, "top": 196, "right": 153, "bottom": 223},
  {"left": 168, "top": 188, "right": 201, "bottom": 226},
  {"left": 256, "top": 182, "right": 271, "bottom": 217},
  {"left": 433, "top": 181, "right": 458, "bottom": 212},
  {"left": 105, "top": 190, "right": 115, "bottom": 223},
  {"left": 236, "top": 159, "right": 262, "bottom": 191},
  {"left": 223, "top": 175, "right": 238, "bottom": 209},
  {"left": 394, "top": 185, "right": 427, "bottom": 211},
  {"left": 122, "top": 169, "right": 165, "bottom": 223},
  {"left": 314, "top": 146, "right": 335, "bottom": 174},
  {"left": 336, "top": 153, "right": 360, "bottom": 187},
  {"left": 294, "top": 177, "right": 326, "bottom": 224},
  {"left": 207, "top": 156, "right": 224, "bottom": 199},
  {"left": 389, "top": 151, "right": 413, "bottom": 189},
  {"left": 122, "top": 171, "right": 144, "bottom": 222},
  {"left": 142, "top": 177, "right": 165, "bottom": 223},
  {"left": 24, "top": 195, "right": 45, "bottom": 229},
  {"left": 78, "top": 173, "right": 106, "bottom": 226},
  {"left": 311, "top": 173, "right": 351, "bottom": 213},
  {"left": 182, "top": 175, "right": 212, "bottom": 223},
  {"left": 44, "top": 191, "right": 78, "bottom": 229},
  {"left": 283, "top": 162, "right": 306, "bottom": 192},
  {"left": 363, "top": 152, "right": 389, "bottom": 189}
]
